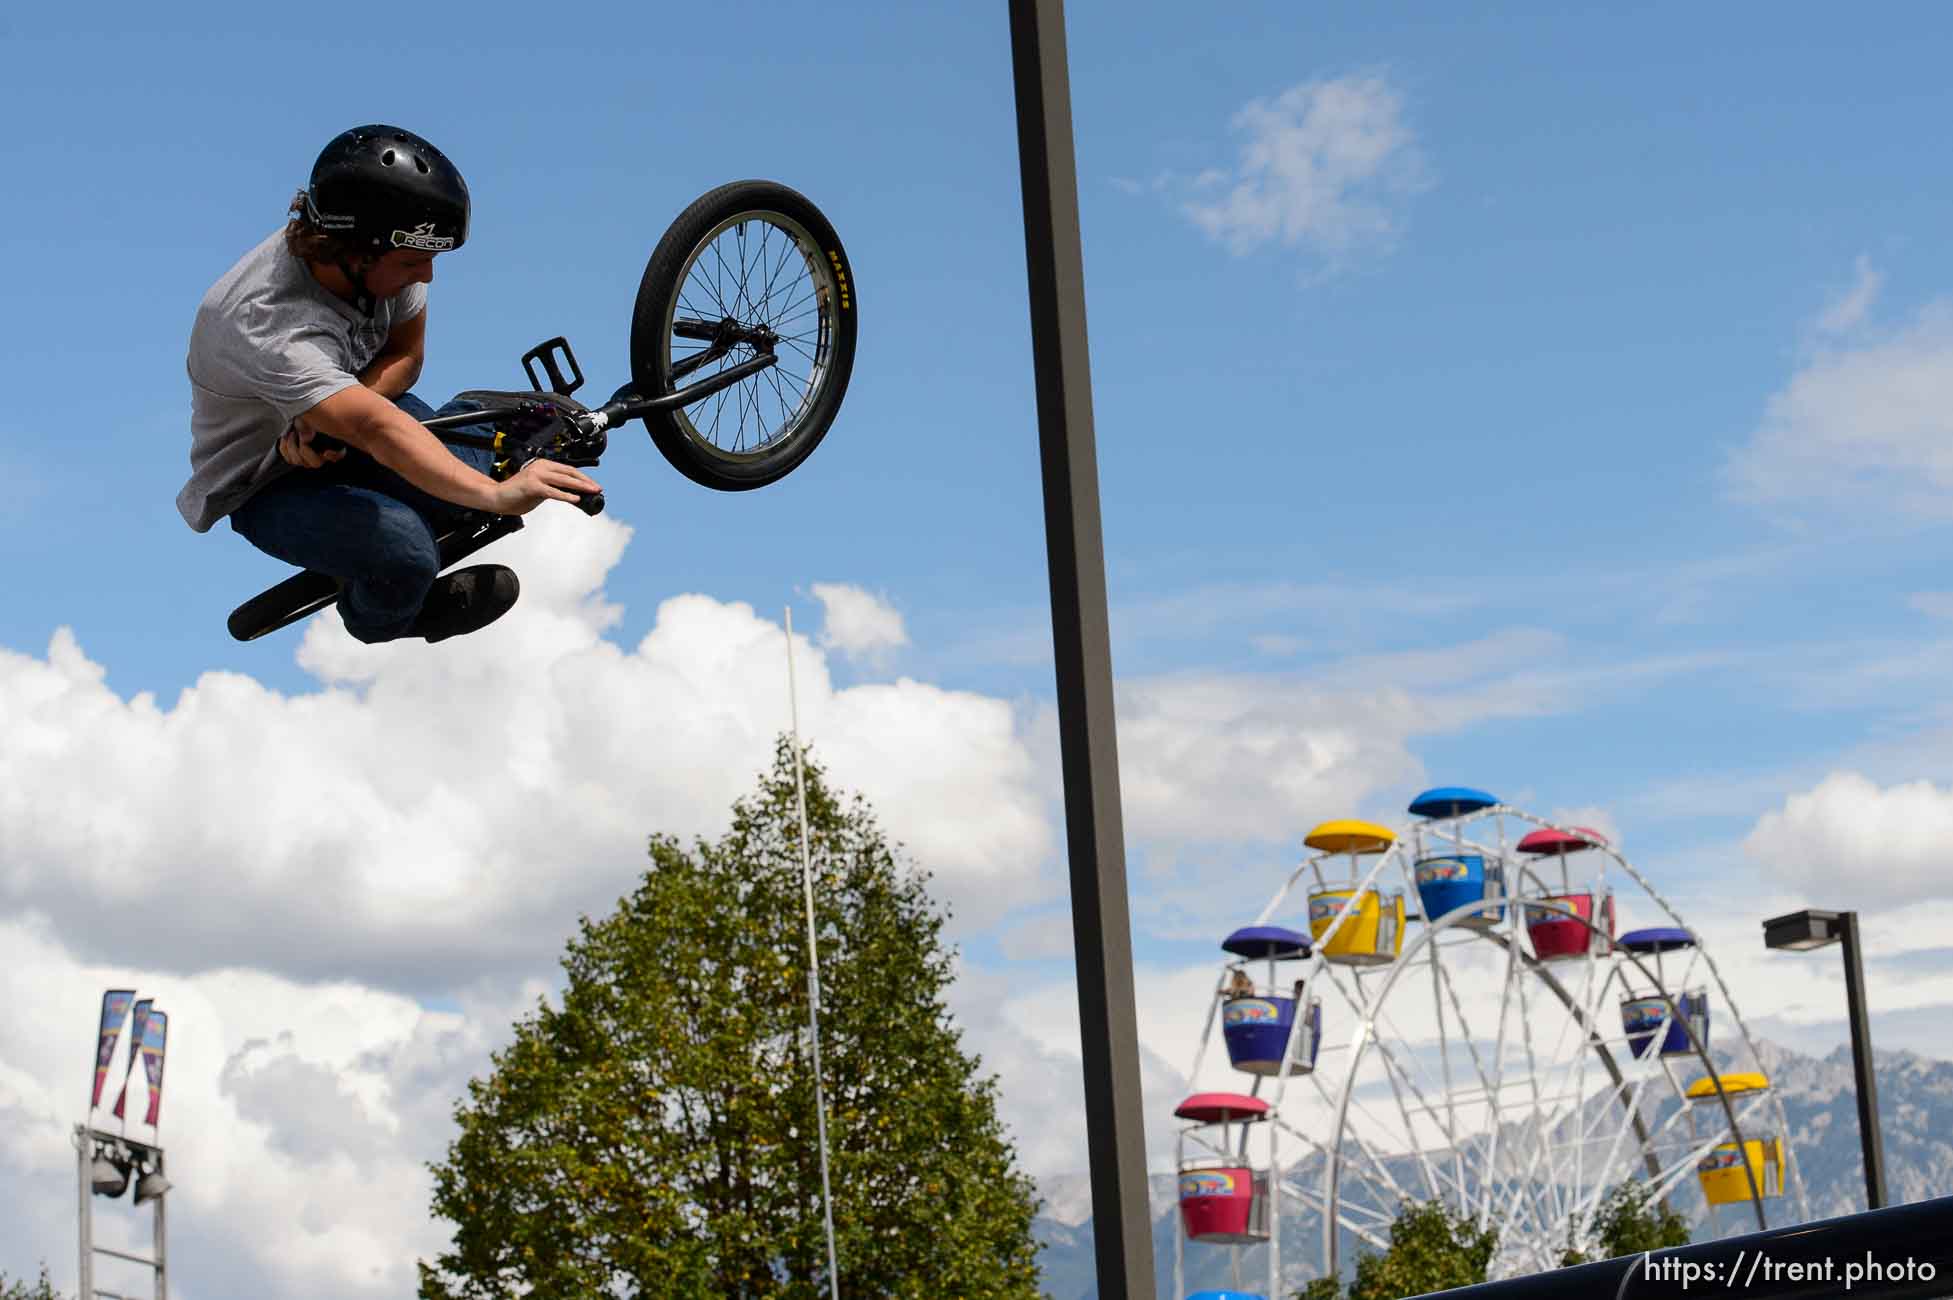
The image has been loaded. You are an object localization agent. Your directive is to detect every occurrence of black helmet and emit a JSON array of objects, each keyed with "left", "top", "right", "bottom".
[{"left": 303, "top": 125, "right": 470, "bottom": 254}]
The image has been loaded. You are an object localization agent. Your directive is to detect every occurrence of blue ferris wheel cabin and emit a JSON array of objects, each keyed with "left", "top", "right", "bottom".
[{"left": 1407, "top": 786, "right": 1506, "bottom": 928}]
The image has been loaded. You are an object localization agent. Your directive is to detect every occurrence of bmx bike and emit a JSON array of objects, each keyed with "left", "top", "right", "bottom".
[{"left": 227, "top": 179, "right": 856, "bottom": 642}]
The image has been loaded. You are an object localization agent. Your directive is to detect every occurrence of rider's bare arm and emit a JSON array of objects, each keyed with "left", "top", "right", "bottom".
[
  {"left": 300, "top": 383, "right": 599, "bottom": 516},
  {"left": 281, "top": 311, "right": 426, "bottom": 469},
  {"left": 359, "top": 308, "right": 425, "bottom": 399}
]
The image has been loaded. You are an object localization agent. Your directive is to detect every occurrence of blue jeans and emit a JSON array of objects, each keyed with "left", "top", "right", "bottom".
[{"left": 230, "top": 392, "right": 497, "bottom": 643}]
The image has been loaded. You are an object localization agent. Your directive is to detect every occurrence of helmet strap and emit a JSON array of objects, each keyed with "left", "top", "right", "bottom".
[{"left": 334, "top": 253, "right": 378, "bottom": 318}]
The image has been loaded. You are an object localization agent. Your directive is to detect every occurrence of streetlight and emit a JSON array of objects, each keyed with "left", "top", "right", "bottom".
[
  {"left": 75, "top": 1128, "right": 171, "bottom": 1298},
  {"left": 1762, "top": 908, "right": 1887, "bottom": 1210},
  {"left": 89, "top": 1147, "right": 131, "bottom": 1198},
  {"left": 133, "top": 1154, "right": 171, "bottom": 1206}
]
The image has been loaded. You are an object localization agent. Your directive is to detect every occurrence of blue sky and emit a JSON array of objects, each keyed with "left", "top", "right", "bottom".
[{"left": 7, "top": 3, "right": 1953, "bottom": 1295}]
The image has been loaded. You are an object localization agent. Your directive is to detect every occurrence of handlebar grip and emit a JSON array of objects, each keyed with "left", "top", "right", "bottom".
[
  {"left": 308, "top": 432, "right": 347, "bottom": 454},
  {"left": 576, "top": 492, "right": 605, "bottom": 517}
]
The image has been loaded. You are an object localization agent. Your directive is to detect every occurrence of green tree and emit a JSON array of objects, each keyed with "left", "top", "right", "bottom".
[
  {"left": 419, "top": 738, "right": 1043, "bottom": 1299},
  {"left": 0, "top": 1265, "right": 67, "bottom": 1300},
  {"left": 1296, "top": 1200, "right": 1499, "bottom": 1300},
  {"left": 1560, "top": 1181, "right": 1692, "bottom": 1265}
]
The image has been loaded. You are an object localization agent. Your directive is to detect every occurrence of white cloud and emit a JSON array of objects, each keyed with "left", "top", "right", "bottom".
[
  {"left": 1091, "top": 628, "right": 1580, "bottom": 853},
  {"left": 0, "top": 513, "right": 1064, "bottom": 1295},
  {"left": 955, "top": 959, "right": 1217, "bottom": 1179},
  {"left": 810, "top": 581, "right": 909, "bottom": 665},
  {"left": 0, "top": 510, "right": 1087, "bottom": 1298},
  {"left": 1179, "top": 74, "right": 1427, "bottom": 268},
  {"left": 1107, "top": 675, "right": 1426, "bottom": 845},
  {"left": 1548, "top": 804, "right": 1622, "bottom": 851},
  {"left": 996, "top": 910, "right": 1077, "bottom": 961},
  {"left": 1815, "top": 254, "right": 1883, "bottom": 337},
  {"left": 1727, "top": 298, "right": 1953, "bottom": 517},
  {"left": 1009, "top": 630, "right": 1705, "bottom": 950},
  {"left": 0, "top": 509, "right": 1054, "bottom": 993},
  {"left": 1742, "top": 770, "right": 1953, "bottom": 907}
]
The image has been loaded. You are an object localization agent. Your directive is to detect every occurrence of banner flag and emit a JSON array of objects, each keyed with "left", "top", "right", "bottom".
[
  {"left": 91, "top": 989, "right": 136, "bottom": 1109},
  {"left": 111, "top": 998, "right": 153, "bottom": 1120},
  {"left": 140, "top": 1010, "right": 169, "bottom": 1127}
]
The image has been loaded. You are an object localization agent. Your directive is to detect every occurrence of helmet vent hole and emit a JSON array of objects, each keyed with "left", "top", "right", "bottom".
[
  {"left": 381, "top": 149, "right": 397, "bottom": 166},
  {"left": 415, "top": 156, "right": 429, "bottom": 174}
]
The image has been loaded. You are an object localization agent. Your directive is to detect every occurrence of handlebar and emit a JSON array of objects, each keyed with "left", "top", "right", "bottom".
[{"left": 289, "top": 425, "right": 601, "bottom": 515}]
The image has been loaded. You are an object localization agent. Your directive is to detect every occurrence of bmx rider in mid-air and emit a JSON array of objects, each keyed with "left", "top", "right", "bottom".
[{"left": 177, "top": 124, "right": 600, "bottom": 642}]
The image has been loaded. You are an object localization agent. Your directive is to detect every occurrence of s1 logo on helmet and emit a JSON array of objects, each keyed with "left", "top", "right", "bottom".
[{"left": 393, "top": 222, "right": 457, "bottom": 251}]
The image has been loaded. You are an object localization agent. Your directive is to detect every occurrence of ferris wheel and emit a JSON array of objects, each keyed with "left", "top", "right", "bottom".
[{"left": 1170, "top": 787, "right": 1807, "bottom": 1300}]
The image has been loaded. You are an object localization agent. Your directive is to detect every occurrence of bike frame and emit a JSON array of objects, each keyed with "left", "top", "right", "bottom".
[
  {"left": 426, "top": 343, "right": 779, "bottom": 441},
  {"left": 427, "top": 322, "right": 780, "bottom": 451}
]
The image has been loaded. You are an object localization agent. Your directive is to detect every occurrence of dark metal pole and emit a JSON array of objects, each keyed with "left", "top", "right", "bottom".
[
  {"left": 1006, "top": 1, "right": 1157, "bottom": 1295},
  {"left": 1838, "top": 911, "right": 1889, "bottom": 1210}
]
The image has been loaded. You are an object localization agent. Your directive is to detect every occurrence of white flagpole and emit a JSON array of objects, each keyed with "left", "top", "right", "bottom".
[{"left": 785, "top": 607, "right": 842, "bottom": 1299}]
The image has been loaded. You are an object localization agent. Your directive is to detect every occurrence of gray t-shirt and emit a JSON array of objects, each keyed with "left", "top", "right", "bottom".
[{"left": 177, "top": 229, "right": 427, "bottom": 532}]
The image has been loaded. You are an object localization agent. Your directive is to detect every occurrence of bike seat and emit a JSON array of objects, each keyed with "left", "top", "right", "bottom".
[{"left": 453, "top": 389, "right": 591, "bottom": 417}]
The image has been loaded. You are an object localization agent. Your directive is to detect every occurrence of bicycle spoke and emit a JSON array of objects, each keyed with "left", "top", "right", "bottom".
[
  {"left": 662, "top": 211, "right": 841, "bottom": 460},
  {"left": 758, "top": 231, "right": 798, "bottom": 324},
  {"left": 771, "top": 282, "right": 818, "bottom": 330},
  {"left": 763, "top": 364, "right": 791, "bottom": 419},
  {"left": 686, "top": 260, "right": 730, "bottom": 318}
]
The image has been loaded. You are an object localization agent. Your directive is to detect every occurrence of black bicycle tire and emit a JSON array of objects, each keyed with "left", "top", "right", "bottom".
[
  {"left": 226, "top": 516, "right": 522, "bottom": 642},
  {"left": 629, "top": 180, "right": 856, "bottom": 491},
  {"left": 228, "top": 570, "right": 341, "bottom": 641}
]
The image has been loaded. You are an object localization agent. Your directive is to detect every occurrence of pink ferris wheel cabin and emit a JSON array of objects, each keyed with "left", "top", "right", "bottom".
[
  {"left": 1517, "top": 825, "right": 1614, "bottom": 961},
  {"left": 1174, "top": 1092, "right": 1272, "bottom": 1245}
]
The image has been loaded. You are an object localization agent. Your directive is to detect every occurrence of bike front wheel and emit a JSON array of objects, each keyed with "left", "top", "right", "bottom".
[{"left": 629, "top": 180, "right": 856, "bottom": 490}]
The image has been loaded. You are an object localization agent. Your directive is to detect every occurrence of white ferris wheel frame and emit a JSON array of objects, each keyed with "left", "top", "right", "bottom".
[{"left": 1172, "top": 804, "right": 1807, "bottom": 1299}]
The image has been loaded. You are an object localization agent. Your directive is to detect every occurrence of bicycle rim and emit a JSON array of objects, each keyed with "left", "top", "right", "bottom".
[{"left": 659, "top": 210, "right": 839, "bottom": 466}]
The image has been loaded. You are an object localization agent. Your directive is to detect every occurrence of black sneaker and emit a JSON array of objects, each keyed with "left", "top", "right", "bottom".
[{"left": 409, "top": 565, "right": 520, "bottom": 642}]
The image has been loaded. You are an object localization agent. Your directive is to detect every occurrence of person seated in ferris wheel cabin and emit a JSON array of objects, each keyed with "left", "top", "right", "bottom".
[{"left": 176, "top": 124, "right": 600, "bottom": 643}]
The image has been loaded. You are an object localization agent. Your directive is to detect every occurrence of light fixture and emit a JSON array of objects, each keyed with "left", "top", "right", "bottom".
[
  {"left": 133, "top": 1161, "right": 171, "bottom": 1204},
  {"left": 90, "top": 1148, "right": 131, "bottom": 1198},
  {"left": 1762, "top": 908, "right": 1841, "bottom": 952}
]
